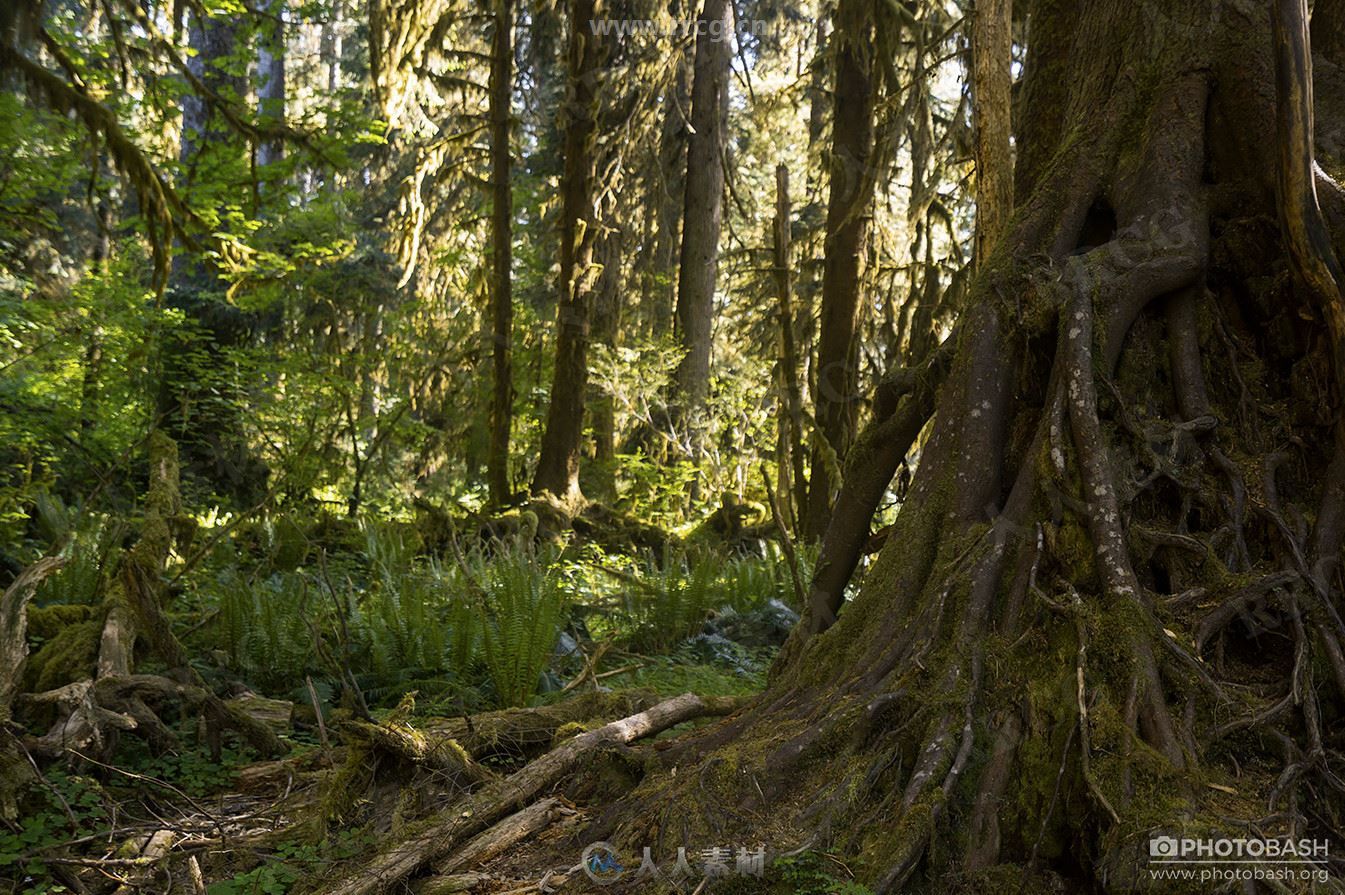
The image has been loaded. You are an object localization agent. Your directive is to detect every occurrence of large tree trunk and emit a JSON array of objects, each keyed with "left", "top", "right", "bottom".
[
  {"left": 670, "top": 0, "right": 731, "bottom": 420},
  {"left": 487, "top": 0, "right": 515, "bottom": 506},
  {"left": 577, "top": 0, "right": 1345, "bottom": 889},
  {"left": 802, "top": 0, "right": 877, "bottom": 540},
  {"left": 532, "top": 0, "right": 604, "bottom": 500}
]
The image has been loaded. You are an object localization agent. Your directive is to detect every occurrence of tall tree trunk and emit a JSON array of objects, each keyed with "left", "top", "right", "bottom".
[
  {"left": 643, "top": 45, "right": 691, "bottom": 340},
  {"left": 579, "top": 1, "right": 1345, "bottom": 890},
  {"left": 972, "top": 0, "right": 1013, "bottom": 260},
  {"left": 163, "top": 10, "right": 268, "bottom": 505},
  {"left": 671, "top": 0, "right": 732, "bottom": 420},
  {"left": 256, "top": 0, "right": 285, "bottom": 171},
  {"left": 802, "top": 0, "right": 877, "bottom": 540},
  {"left": 773, "top": 165, "right": 809, "bottom": 529},
  {"left": 532, "top": 0, "right": 604, "bottom": 500},
  {"left": 487, "top": 0, "right": 515, "bottom": 506},
  {"left": 589, "top": 219, "right": 623, "bottom": 502}
]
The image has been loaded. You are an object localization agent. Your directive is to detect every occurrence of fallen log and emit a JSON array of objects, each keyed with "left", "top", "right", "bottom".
[
  {"left": 413, "top": 872, "right": 489, "bottom": 895},
  {"left": 431, "top": 797, "right": 573, "bottom": 875},
  {"left": 314, "top": 692, "right": 739, "bottom": 895},
  {"left": 112, "top": 829, "right": 177, "bottom": 895},
  {"left": 421, "top": 690, "right": 659, "bottom": 763}
]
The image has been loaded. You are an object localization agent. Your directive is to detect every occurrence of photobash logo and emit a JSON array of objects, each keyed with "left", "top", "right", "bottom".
[
  {"left": 1148, "top": 834, "right": 1329, "bottom": 862},
  {"left": 1149, "top": 836, "right": 1180, "bottom": 859},
  {"left": 1147, "top": 834, "right": 1333, "bottom": 885}
]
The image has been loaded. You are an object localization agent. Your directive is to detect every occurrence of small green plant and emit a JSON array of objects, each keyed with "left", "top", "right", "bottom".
[
  {"left": 771, "top": 852, "right": 874, "bottom": 895},
  {"left": 625, "top": 551, "right": 721, "bottom": 652},
  {"left": 206, "top": 831, "right": 369, "bottom": 895},
  {"left": 472, "top": 543, "right": 569, "bottom": 707},
  {"left": 0, "top": 770, "right": 108, "bottom": 894},
  {"left": 122, "top": 741, "right": 250, "bottom": 797}
]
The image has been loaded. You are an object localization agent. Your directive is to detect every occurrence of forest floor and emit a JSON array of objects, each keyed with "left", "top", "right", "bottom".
[{"left": 6, "top": 503, "right": 848, "bottom": 895}]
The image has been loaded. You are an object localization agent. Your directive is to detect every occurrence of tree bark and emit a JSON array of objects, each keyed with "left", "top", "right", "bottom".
[
  {"left": 671, "top": 0, "right": 732, "bottom": 420},
  {"left": 487, "top": 0, "right": 515, "bottom": 506},
  {"left": 532, "top": 0, "right": 605, "bottom": 500},
  {"left": 802, "top": 0, "right": 877, "bottom": 540},
  {"left": 972, "top": 0, "right": 1013, "bottom": 259},
  {"left": 773, "top": 165, "right": 809, "bottom": 528}
]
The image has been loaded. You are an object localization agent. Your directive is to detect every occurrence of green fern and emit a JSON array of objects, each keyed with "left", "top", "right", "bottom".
[{"left": 473, "top": 544, "right": 568, "bottom": 707}]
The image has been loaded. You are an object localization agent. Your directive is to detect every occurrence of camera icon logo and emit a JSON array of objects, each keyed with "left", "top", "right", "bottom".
[{"left": 1150, "top": 836, "right": 1180, "bottom": 858}]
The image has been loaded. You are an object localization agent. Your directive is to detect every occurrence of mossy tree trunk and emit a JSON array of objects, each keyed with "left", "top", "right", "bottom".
[
  {"left": 802, "top": 0, "right": 878, "bottom": 541},
  {"left": 671, "top": 0, "right": 731, "bottom": 421},
  {"left": 487, "top": 0, "right": 515, "bottom": 507},
  {"left": 532, "top": 0, "right": 606, "bottom": 500},
  {"left": 592, "top": 0, "right": 1345, "bottom": 889}
]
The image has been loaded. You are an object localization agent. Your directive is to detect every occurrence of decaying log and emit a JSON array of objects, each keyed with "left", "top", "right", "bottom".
[
  {"left": 0, "top": 555, "right": 66, "bottom": 723},
  {"left": 342, "top": 718, "right": 496, "bottom": 789},
  {"left": 316, "top": 693, "right": 739, "bottom": 895},
  {"left": 421, "top": 690, "right": 660, "bottom": 763},
  {"left": 225, "top": 694, "right": 295, "bottom": 733},
  {"left": 111, "top": 829, "right": 177, "bottom": 895},
  {"left": 413, "top": 873, "right": 490, "bottom": 895},
  {"left": 432, "top": 797, "right": 574, "bottom": 875}
]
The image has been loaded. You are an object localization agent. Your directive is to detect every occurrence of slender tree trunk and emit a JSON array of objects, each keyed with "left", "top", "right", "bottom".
[
  {"left": 487, "top": 0, "right": 515, "bottom": 505},
  {"left": 773, "top": 165, "right": 809, "bottom": 529},
  {"left": 972, "top": 0, "right": 1013, "bottom": 260},
  {"left": 256, "top": 0, "right": 285, "bottom": 171},
  {"left": 532, "top": 0, "right": 604, "bottom": 500},
  {"left": 802, "top": 0, "right": 877, "bottom": 540},
  {"left": 80, "top": 194, "right": 112, "bottom": 440},
  {"left": 643, "top": 45, "right": 691, "bottom": 340},
  {"left": 589, "top": 220, "right": 623, "bottom": 502},
  {"left": 671, "top": 0, "right": 732, "bottom": 419}
]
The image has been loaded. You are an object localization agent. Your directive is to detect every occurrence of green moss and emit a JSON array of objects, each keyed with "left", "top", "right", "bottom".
[
  {"left": 1049, "top": 520, "right": 1097, "bottom": 588},
  {"left": 26, "top": 603, "right": 95, "bottom": 641},
  {"left": 318, "top": 741, "right": 375, "bottom": 827},
  {"left": 854, "top": 793, "right": 943, "bottom": 880},
  {"left": 552, "top": 720, "right": 589, "bottom": 742},
  {"left": 25, "top": 618, "right": 100, "bottom": 692}
]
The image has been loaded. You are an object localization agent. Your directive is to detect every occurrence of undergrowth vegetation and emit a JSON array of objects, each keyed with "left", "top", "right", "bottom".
[
  {"left": 28, "top": 512, "right": 808, "bottom": 718},
  {"left": 7, "top": 506, "right": 812, "bottom": 894}
]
